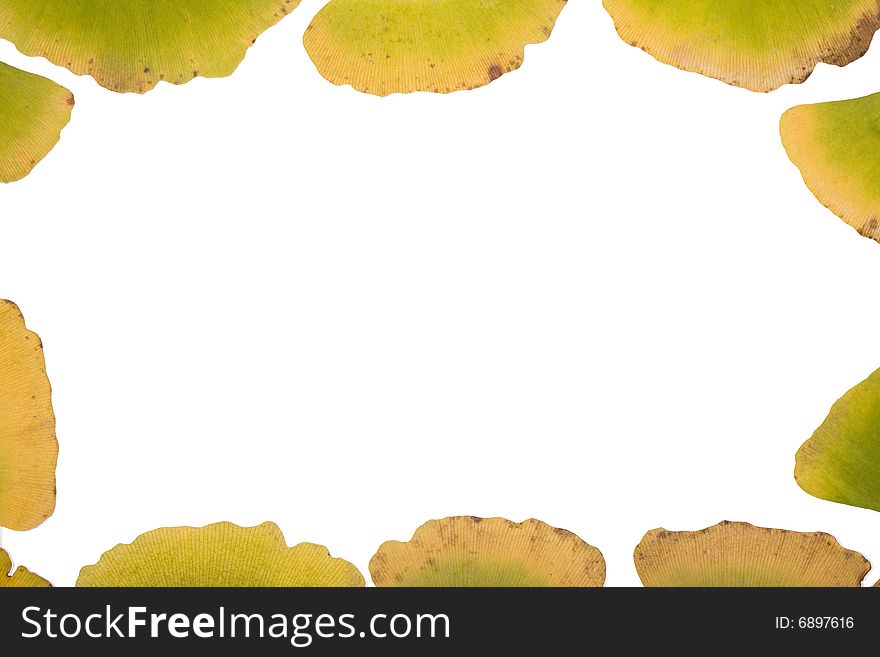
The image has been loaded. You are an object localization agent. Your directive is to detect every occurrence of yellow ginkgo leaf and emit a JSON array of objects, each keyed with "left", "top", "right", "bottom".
[
  {"left": 603, "top": 0, "right": 880, "bottom": 92},
  {"left": 635, "top": 521, "right": 870, "bottom": 587},
  {"left": 0, "top": 300, "right": 57, "bottom": 531},
  {"left": 370, "top": 516, "right": 606, "bottom": 586},
  {"left": 0, "top": 63, "right": 74, "bottom": 183},
  {"left": 1, "top": 549, "right": 51, "bottom": 587},
  {"left": 303, "top": 0, "right": 569, "bottom": 96},
  {"left": 77, "top": 521, "right": 365, "bottom": 587},
  {"left": 782, "top": 93, "right": 880, "bottom": 243},
  {"left": 0, "top": 0, "right": 301, "bottom": 94}
]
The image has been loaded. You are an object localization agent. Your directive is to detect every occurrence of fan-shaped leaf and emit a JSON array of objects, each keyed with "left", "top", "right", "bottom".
[
  {"left": 1, "top": 549, "right": 51, "bottom": 587},
  {"left": 370, "top": 516, "right": 605, "bottom": 586},
  {"left": 796, "top": 366, "right": 880, "bottom": 512},
  {"left": 635, "top": 521, "right": 870, "bottom": 586},
  {"left": 0, "top": 0, "right": 301, "bottom": 93},
  {"left": 782, "top": 93, "right": 880, "bottom": 243},
  {"left": 304, "top": 0, "right": 568, "bottom": 95},
  {"left": 77, "top": 521, "right": 365, "bottom": 587},
  {"left": 604, "top": 0, "right": 880, "bottom": 92},
  {"left": 0, "top": 300, "right": 57, "bottom": 531},
  {"left": 0, "top": 63, "right": 73, "bottom": 183}
]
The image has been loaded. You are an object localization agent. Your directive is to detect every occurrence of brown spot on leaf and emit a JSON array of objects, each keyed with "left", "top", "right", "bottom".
[
  {"left": 488, "top": 64, "right": 504, "bottom": 81},
  {"left": 859, "top": 218, "right": 879, "bottom": 238},
  {"left": 824, "top": 8, "right": 880, "bottom": 67}
]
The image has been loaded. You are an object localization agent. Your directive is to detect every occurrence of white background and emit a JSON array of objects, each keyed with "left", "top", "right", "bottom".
[{"left": 3, "top": 0, "right": 880, "bottom": 587}]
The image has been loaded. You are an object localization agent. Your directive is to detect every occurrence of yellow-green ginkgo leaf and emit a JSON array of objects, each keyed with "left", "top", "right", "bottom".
[
  {"left": 76, "top": 521, "right": 365, "bottom": 587},
  {"left": 782, "top": 93, "right": 880, "bottom": 243},
  {"left": 370, "top": 516, "right": 606, "bottom": 586},
  {"left": 0, "top": 63, "right": 73, "bottom": 183},
  {"left": 1, "top": 549, "right": 51, "bottom": 587},
  {"left": 0, "top": 0, "right": 301, "bottom": 94},
  {"left": 603, "top": 0, "right": 880, "bottom": 92},
  {"left": 635, "top": 521, "right": 870, "bottom": 586},
  {"left": 303, "top": 0, "right": 568, "bottom": 96},
  {"left": 795, "top": 367, "right": 880, "bottom": 512},
  {"left": 0, "top": 300, "right": 57, "bottom": 531}
]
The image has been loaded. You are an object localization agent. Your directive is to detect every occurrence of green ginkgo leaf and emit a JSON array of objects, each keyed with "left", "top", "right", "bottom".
[
  {"left": 635, "top": 522, "right": 870, "bottom": 586},
  {"left": 0, "top": 0, "right": 301, "bottom": 94},
  {"left": 796, "top": 367, "right": 880, "bottom": 512},
  {"left": 370, "top": 516, "right": 606, "bottom": 586},
  {"left": 603, "top": 0, "right": 880, "bottom": 92},
  {"left": 1, "top": 549, "right": 51, "bottom": 587},
  {"left": 76, "top": 521, "right": 365, "bottom": 587},
  {"left": 782, "top": 93, "right": 880, "bottom": 243},
  {"left": 303, "top": 0, "right": 568, "bottom": 96},
  {"left": 0, "top": 63, "right": 73, "bottom": 183}
]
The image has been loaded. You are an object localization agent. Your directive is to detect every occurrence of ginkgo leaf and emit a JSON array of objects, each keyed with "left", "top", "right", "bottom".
[
  {"left": 303, "top": 0, "right": 568, "bottom": 96},
  {"left": 76, "top": 521, "right": 365, "bottom": 587},
  {"left": 635, "top": 521, "right": 870, "bottom": 586},
  {"left": 603, "top": 0, "right": 880, "bottom": 92},
  {"left": 796, "top": 367, "right": 880, "bottom": 512},
  {"left": 0, "top": 63, "right": 73, "bottom": 183},
  {"left": 370, "top": 516, "right": 605, "bottom": 586},
  {"left": 782, "top": 93, "right": 880, "bottom": 243},
  {"left": 0, "top": 549, "right": 51, "bottom": 587},
  {"left": 0, "top": 300, "right": 57, "bottom": 531},
  {"left": 0, "top": 0, "right": 301, "bottom": 94}
]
